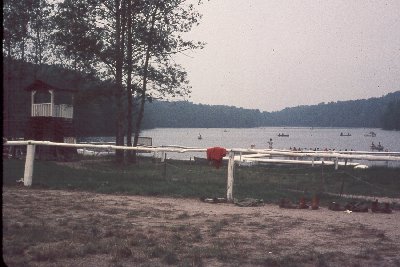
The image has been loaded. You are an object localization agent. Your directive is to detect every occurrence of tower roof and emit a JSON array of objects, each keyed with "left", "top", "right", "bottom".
[{"left": 25, "top": 80, "right": 78, "bottom": 93}]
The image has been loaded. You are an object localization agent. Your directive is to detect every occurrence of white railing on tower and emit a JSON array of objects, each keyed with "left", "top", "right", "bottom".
[
  {"left": 32, "top": 103, "right": 52, "bottom": 117},
  {"left": 31, "top": 103, "right": 73, "bottom": 119}
]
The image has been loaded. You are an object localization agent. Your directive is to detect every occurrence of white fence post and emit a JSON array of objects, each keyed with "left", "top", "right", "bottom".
[
  {"left": 23, "top": 144, "right": 36, "bottom": 186},
  {"left": 335, "top": 157, "right": 339, "bottom": 170},
  {"left": 227, "top": 151, "right": 235, "bottom": 202}
]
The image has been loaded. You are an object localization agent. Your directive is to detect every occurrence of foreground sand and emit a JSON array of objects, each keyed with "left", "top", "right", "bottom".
[{"left": 3, "top": 187, "right": 400, "bottom": 266}]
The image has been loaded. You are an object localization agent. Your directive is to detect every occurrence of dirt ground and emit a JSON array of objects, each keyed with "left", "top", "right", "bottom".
[{"left": 3, "top": 187, "right": 400, "bottom": 267}]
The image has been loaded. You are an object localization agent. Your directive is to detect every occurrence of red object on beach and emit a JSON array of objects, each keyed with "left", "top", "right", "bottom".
[{"left": 206, "top": 147, "right": 227, "bottom": 169}]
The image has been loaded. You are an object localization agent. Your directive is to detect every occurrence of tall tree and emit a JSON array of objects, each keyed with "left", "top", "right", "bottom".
[
  {"left": 54, "top": 0, "right": 128, "bottom": 162},
  {"left": 130, "top": 0, "right": 204, "bottom": 162},
  {"left": 125, "top": 0, "right": 139, "bottom": 162},
  {"left": 53, "top": 0, "right": 204, "bottom": 163},
  {"left": 28, "top": 0, "right": 54, "bottom": 69},
  {"left": 3, "top": 0, "right": 32, "bottom": 138}
]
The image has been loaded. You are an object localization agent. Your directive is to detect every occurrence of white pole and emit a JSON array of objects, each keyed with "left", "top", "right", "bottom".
[
  {"left": 335, "top": 157, "right": 339, "bottom": 170},
  {"left": 50, "top": 90, "right": 54, "bottom": 117},
  {"left": 161, "top": 151, "right": 165, "bottom": 162},
  {"left": 227, "top": 151, "right": 235, "bottom": 202},
  {"left": 23, "top": 144, "right": 36, "bottom": 186},
  {"left": 31, "top": 91, "right": 35, "bottom": 116}
]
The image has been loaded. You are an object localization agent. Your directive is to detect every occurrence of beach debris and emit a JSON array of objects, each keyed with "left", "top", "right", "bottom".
[
  {"left": 344, "top": 202, "right": 369, "bottom": 212},
  {"left": 311, "top": 195, "right": 320, "bottom": 210},
  {"left": 234, "top": 198, "right": 264, "bottom": 207},
  {"left": 328, "top": 202, "right": 346, "bottom": 211},
  {"left": 279, "top": 198, "right": 298, "bottom": 209},
  {"left": 299, "top": 197, "right": 309, "bottom": 209},
  {"left": 279, "top": 196, "right": 319, "bottom": 210},
  {"left": 354, "top": 165, "right": 369, "bottom": 169},
  {"left": 200, "top": 197, "right": 227, "bottom": 204},
  {"left": 391, "top": 202, "right": 400, "bottom": 211},
  {"left": 371, "top": 200, "right": 392, "bottom": 214}
]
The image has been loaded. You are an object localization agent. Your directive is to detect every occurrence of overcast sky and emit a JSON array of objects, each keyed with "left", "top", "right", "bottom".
[{"left": 175, "top": 0, "right": 400, "bottom": 112}]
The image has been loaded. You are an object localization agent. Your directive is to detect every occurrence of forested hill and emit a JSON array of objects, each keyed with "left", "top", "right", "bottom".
[
  {"left": 142, "top": 92, "right": 400, "bottom": 130},
  {"left": 264, "top": 92, "right": 400, "bottom": 128},
  {"left": 142, "top": 102, "right": 263, "bottom": 128}
]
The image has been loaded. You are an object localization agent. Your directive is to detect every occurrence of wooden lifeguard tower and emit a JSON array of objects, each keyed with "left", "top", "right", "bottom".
[{"left": 24, "top": 80, "right": 78, "bottom": 160}]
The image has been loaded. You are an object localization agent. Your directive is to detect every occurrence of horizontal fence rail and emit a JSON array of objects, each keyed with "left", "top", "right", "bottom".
[
  {"left": 4, "top": 140, "right": 400, "bottom": 201},
  {"left": 5, "top": 140, "right": 400, "bottom": 159}
]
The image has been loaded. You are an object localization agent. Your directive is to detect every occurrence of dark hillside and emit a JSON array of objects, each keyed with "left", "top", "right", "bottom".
[{"left": 263, "top": 92, "right": 400, "bottom": 128}]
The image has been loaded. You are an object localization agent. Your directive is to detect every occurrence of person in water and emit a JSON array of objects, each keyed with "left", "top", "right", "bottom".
[{"left": 267, "top": 138, "right": 273, "bottom": 149}]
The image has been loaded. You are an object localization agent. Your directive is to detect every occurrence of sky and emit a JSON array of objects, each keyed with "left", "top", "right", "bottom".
[{"left": 175, "top": 0, "right": 400, "bottom": 112}]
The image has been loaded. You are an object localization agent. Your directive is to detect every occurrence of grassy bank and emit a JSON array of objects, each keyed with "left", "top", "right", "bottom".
[{"left": 3, "top": 157, "right": 400, "bottom": 204}]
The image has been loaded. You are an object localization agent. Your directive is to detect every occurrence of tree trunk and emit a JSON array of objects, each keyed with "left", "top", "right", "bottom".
[
  {"left": 114, "top": 0, "right": 125, "bottom": 163},
  {"left": 126, "top": 0, "right": 136, "bottom": 163},
  {"left": 132, "top": 4, "right": 158, "bottom": 163},
  {"left": 5, "top": 41, "right": 12, "bottom": 138}
]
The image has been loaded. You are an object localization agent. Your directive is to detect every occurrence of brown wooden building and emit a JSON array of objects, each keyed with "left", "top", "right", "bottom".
[{"left": 25, "top": 80, "right": 78, "bottom": 160}]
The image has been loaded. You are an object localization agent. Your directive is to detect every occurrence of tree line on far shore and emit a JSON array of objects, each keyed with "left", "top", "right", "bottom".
[{"left": 143, "top": 92, "right": 400, "bottom": 130}]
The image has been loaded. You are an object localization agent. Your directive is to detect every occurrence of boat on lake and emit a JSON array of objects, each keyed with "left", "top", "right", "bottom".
[
  {"left": 340, "top": 132, "right": 351, "bottom": 137},
  {"left": 278, "top": 133, "right": 289, "bottom": 137},
  {"left": 198, "top": 134, "right": 202, "bottom": 140},
  {"left": 364, "top": 131, "right": 376, "bottom": 137}
]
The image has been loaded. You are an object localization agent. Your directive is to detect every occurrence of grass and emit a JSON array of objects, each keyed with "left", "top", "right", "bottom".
[
  {"left": 3, "top": 158, "right": 400, "bottom": 204},
  {"left": 209, "top": 219, "right": 229, "bottom": 237}
]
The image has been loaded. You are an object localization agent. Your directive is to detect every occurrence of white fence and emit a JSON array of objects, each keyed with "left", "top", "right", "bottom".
[{"left": 4, "top": 140, "right": 400, "bottom": 202}]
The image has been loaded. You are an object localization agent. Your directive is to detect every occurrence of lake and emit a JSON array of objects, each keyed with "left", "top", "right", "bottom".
[{"left": 81, "top": 127, "right": 400, "bottom": 165}]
